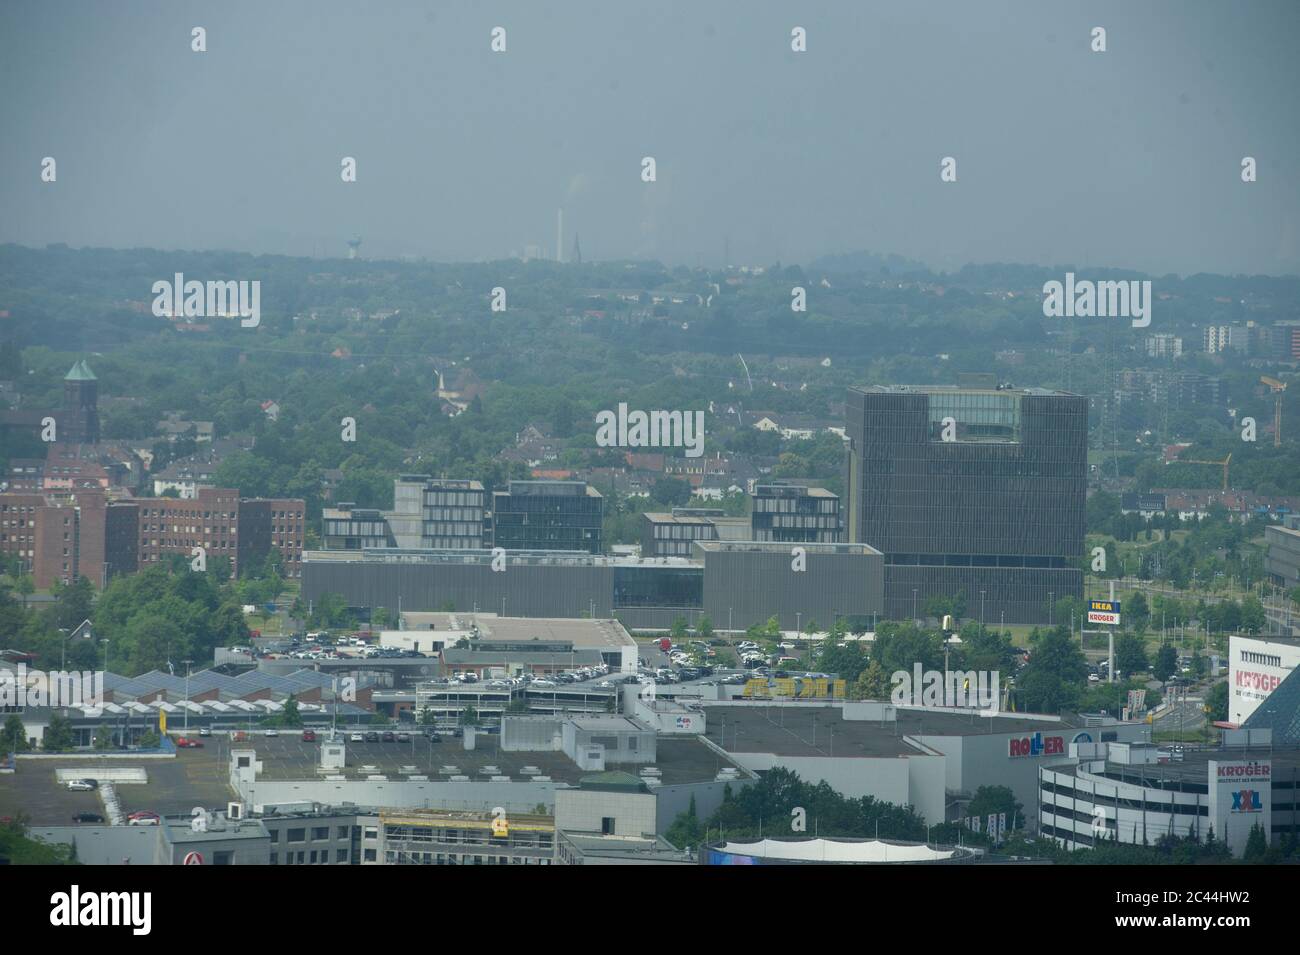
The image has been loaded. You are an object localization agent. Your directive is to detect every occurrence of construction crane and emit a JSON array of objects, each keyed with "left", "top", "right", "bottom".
[
  {"left": 1260, "top": 376, "right": 1287, "bottom": 447},
  {"left": 1184, "top": 452, "right": 1232, "bottom": 492}
]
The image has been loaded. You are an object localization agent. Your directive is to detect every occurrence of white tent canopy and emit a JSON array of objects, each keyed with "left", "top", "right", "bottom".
[{"left": 717, "top": 839, "right": 955, "bottom": 864}]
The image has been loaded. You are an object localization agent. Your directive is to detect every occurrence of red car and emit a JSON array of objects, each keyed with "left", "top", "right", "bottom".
[
  {"left": 175, "top": 737, "right": 204, "bottom": 748},
  {"left": 301, "top": 730, "right": 317, "bottom": 742}
]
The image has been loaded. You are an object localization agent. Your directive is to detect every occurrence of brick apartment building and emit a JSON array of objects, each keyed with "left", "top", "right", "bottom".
[{"left": 0, "top": 487, "right": 305, "bottom": 589}]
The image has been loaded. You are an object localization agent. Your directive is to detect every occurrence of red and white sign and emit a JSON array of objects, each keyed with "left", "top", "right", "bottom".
[
  {"left": 183, "top": 851, "right": 204, "bottom": 865},
  {"left": 1008, "top": 732, "right": 1065, "bottom": 758},
  {"left": 1236, "top": 671, "right": 1282, "bottom": 692},
  {"left": 1216, "top": 761, "right": 1271, "bottom": 781}
]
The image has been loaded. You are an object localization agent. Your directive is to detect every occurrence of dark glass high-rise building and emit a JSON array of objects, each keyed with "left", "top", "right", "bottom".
[
  {"left": 492, "top": 480, "right": 603, "bottom": 554},
  {"left": 844, "top": 385, "right": 1086, "bottom": 624}
]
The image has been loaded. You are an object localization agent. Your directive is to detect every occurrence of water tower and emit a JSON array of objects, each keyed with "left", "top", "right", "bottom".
[{"left": 347, "top": 235, "right": 362, "bottom": 260}]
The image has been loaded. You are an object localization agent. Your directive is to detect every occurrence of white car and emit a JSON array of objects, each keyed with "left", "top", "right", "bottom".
[
  {"left": 349, "top": 732, "right": 364, "bottom": 742},
  {"left": 264, "top": 729, "right": 279, "bottom": 737}
]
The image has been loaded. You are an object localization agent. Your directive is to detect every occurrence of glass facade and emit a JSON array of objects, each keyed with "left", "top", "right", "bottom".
[
  {"left": 492, "top": 481, "right": 603, "bottom": 554},
  {"left": 846, "top": 386, "right": 1086, "bottom": 623},
  {"left": 750, "top": 484, "right": 841, "bottom": 543},
  {"left": 613, "top": 565, "right": 703, "bottom": 609}
]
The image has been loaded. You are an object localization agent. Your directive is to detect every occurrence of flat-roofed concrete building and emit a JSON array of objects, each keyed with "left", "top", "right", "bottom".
[{"left": 303, "top": 539, "right": 884, "bottom": 633}]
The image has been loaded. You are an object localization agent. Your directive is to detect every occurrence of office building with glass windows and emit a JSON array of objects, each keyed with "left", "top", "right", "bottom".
[
  {"left": 843, "top": 385, "right": 1086, "bottom": 624},
  {"left": 750, "top": 483, "right": 841, "bottom": 543},
  {"left": 492, "top": 480, "right": 603, "bottom": 554}
]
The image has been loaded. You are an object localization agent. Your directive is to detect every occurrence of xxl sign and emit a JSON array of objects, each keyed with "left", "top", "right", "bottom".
[{"left": 1008, "top": 732, "right": 1065, "bottom": 758}]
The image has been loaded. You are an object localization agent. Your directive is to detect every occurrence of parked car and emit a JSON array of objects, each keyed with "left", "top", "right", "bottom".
[
  {"left": 231, "top": 731, "right": 249, "bottom": 742},
  {"left": 72, "top": 812, "right": 105, "bottom": 824},
  {"left": 127, "top": 811, "right": 160, "bottom": 826},
  {"left": 395, "top": 732, "right": 411, "bottom": 743},
  {"left": 349, "top": 732, "right": 364, "bottom": 742},
  {"left": 175, "top": 737, "right": 204, "bottom": 748},
  {"left": 264, "top": 729, "right": 279, "bottom": 738},
  {"left": 381, "top": 731, "right": 396, "bottom": 742},
  {"left": 65, "top": 779, "right": 97, "bottom": 792},
  {"left": 301, "top": 730, "right": 317, "bottom": 742},
  {"left": 365, "top": 731, "right": 380, "bottom": 743},
  {"left": 197, "top": 727, "right": 212, "bottom": 737}
]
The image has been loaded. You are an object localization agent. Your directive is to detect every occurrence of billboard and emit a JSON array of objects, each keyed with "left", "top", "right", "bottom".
[
  {"left": 1208, "top": 759, "right": 1272, "bottom": 858},
  {"left": 1087, "top": 600, "right": 1120, "bottom": 626},
  {"left": 1008, "top": 732, "right": 1065, "bottom": 758}
]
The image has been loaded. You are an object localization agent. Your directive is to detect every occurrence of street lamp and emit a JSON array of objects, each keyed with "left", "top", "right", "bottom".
[
  {"left": 1048, "top": 592, "right": 1054, "bottom": 627},
  {"left": 980, "top": 591, "right": 986, "bottom": 630},
  {"left": 183, "top": 660, "right": 193, "bottom": 734},
  {"left": 912, "top": 589, "right": 918, "bottom": 623}
]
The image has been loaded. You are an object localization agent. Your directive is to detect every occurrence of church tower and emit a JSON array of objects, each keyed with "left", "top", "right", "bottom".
[{"left": 62, "top": 360, "right": 100, "bottom": 444}]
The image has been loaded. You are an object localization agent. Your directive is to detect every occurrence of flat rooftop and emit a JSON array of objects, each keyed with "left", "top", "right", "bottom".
[
  {"left": 853, "top": 384, "right": 1078, "bottom": 398},
  {"left": 0, "top": 750, "right": 238, "bottom": 826},
  {"left": 694, "top": 541, "right": 881, "bottom": 556},
  {"left": 1054, "top": 746, "right": 1300, "bottom": 787},
  {"left": 401, "top": 613, "right": 636, "bottom": 650},
  {"left": 701, "top": 705, "right": 1107, "bottom": 758},
  {"left": 244, "top": 733, "right": 738, "bottom": 788}
]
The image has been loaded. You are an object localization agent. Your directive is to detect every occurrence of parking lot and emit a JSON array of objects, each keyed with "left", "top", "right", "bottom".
[{"left": 0, "top": 749, "right": 236, "bottom": 826}]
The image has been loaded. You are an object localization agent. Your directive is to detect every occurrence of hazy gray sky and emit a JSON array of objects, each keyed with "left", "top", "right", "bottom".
[{"left": 3, "top": 0, "right": 1298, "bottom": 275}]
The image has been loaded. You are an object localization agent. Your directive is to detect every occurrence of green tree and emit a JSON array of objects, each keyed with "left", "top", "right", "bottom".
[
  {"left": 1154, "top": 643, "right": 1178, "bottom": 683},
  {"left": 666, "top": 794, "right": 703, "bottom": 850},
  {"left": 1206, "top": 681, "right": 1229, "bottom": 722},
  {"left": 282, "top": 693, "right": 303, "bottom": 728},
  {"left": 697, "top": 615, "right": 714, "bottom": 640},
  {"left": 1, "top": 714, "right": 29, "bottom": 758},
  {"left": 967, "top": 785, "right": 1024, "bottom": 831},
  {"left": 1115, "top": 634, "right": 1149, "bottom": 678},
  {"left": 851, "top": 660, "right": 890, "bottom": 700},
  {"left": 1128, "top": 591, "right": 1150, "bottom": 630},
  {"left": 1015, "top": 627, "right": 1087, "bottom": 713},
  {"left": 1239, "top": 595, "right": 1266, "bottom": 634},
  {"left": 42, "top": 711, "right": 76, "bottom": 752},
  {"left": 93, "top": 723, "right": 113, "bottom": 751},
  {"left": 1243, "top": 822, "right": 1268, "bottom": 863},
  {"left": 460, "top": 704, "right": 479, "bottom": 727}
]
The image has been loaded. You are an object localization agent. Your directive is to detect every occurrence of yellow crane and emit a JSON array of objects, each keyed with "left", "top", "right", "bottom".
[
  {"left": 1183, "top": 452, "right": 1231, "bottom": 492},
  {"left": 1260, "top": 376, "right": 1287, "bottom": 447}
]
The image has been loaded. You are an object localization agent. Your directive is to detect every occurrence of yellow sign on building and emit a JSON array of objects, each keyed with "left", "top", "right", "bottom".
[{"left": 772, "top": 677, "right": 797, "bottom": 698}]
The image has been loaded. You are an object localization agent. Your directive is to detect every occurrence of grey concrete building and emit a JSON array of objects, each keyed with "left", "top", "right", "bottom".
[
  {"left": 1265, "top": 520, "right": 1300, "bottom": 591},
  {"left": 302, "top": 540, "right": 884, "bottom": 633}
]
